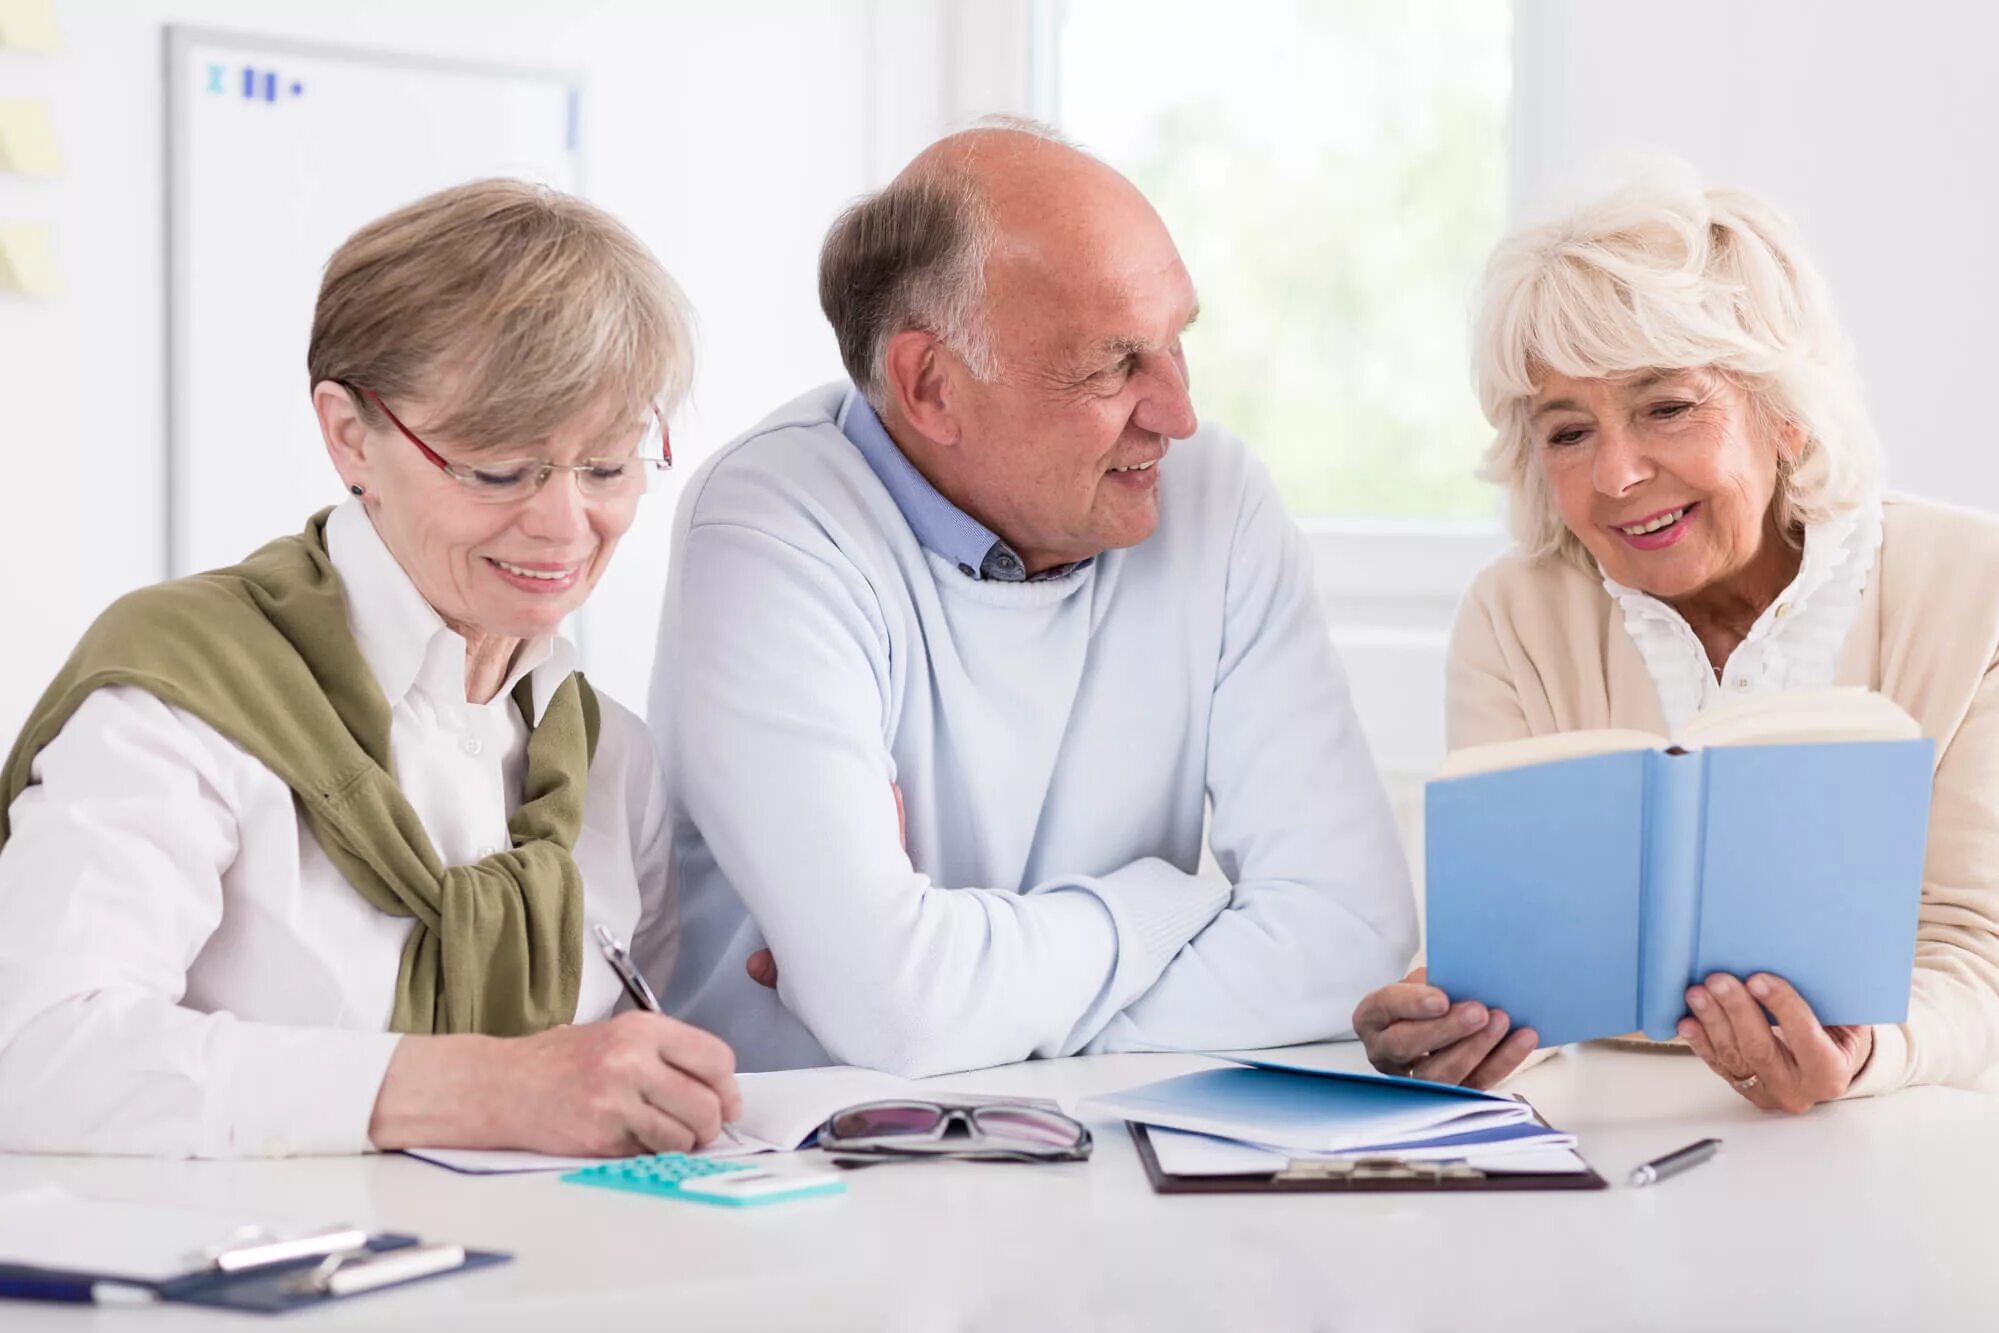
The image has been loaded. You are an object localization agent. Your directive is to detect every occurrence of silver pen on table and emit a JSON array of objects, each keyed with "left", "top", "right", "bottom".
[
  {"left": 592, "top": 923, "right": 662, "bottom": 1013},
  {"left": 1628, "top": 1137, "right": 1721, "bottom": 1187}
]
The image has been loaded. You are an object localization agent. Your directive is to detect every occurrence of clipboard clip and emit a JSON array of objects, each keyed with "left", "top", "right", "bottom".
[
  {"left": 1275, "top": 1157, "right": 1487, "bottom": 1183},
  {"left": 283, "top": 1243, "right": 469, "bottom": 1297},
  {"left": 203, "top": 1225, "right": 372, "bottom": 1273}
]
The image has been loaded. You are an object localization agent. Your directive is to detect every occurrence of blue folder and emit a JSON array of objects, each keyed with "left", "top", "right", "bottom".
[
  {"left": 1425, "top": 738, "right": 1933, "bottom": 1045},
  {"left": 1080, "top": 1057, "right": 1564, "bottom": 1156}
]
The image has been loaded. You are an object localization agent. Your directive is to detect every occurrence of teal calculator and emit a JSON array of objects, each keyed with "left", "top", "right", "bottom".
[{"left": 560, "top": 1154, "right": 847, "bottom": 1207}]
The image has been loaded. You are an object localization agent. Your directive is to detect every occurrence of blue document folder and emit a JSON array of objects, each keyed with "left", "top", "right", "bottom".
[
  {"left": 1425, "top": 736, "right": 1933, "bottom": 1046},
  {"left": 1078, "top": 1057, "right": 1568, "bottom": 1156}
]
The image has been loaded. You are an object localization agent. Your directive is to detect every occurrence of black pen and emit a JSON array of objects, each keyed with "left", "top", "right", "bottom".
[
  {"left": 592, "top": 923, "right": 662, "bottom": 1013},
  {"left": 592, "top": 923, "right": 744, "bottom": 1143},
  {"left": 1628, "top": 1137, "right": 1721, "bottom": 1186}
]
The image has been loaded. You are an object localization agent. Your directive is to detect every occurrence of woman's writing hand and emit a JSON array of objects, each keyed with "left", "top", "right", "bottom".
[{"left": 370, "top": 1012, "right": 741, "bottom": 1155}]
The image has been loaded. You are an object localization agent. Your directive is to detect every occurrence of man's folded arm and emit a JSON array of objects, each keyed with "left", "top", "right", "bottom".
[
  {"left": 1087, "top": 461, "right": 1418, "bottom": 1053},
  {"left": 671, "top": 521, "right": 1226, "bottom": 1077}
]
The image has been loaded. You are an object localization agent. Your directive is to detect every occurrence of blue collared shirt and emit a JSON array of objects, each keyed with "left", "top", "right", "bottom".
[{"left": 836, "top": 389, "right": 1088, "bottom": 582}]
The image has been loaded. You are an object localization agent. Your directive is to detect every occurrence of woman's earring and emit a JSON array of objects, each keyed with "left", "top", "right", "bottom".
[{"left": 349, "top": 484, "right": 365, "bottom": 496}]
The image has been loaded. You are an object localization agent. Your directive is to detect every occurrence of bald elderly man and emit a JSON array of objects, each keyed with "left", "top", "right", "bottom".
[{"left": 648, "top": 122, "right": 1415, "bottom": 1075}]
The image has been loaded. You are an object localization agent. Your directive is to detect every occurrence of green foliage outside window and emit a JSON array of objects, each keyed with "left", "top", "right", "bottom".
[{"left": 1053, "top": 0, "right": 1510, "bottom": 518}]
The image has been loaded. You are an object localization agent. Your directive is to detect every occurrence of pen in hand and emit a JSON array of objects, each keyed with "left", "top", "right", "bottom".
[
  {"left": 592, "top": 923, "right": 662, "bottom": 1014},
  {"left": 1628, "top": 1137, "right": 1721, "bottom": 1187},
  {"left": 592, "top": 923, "right": 742, "bottom": 1140}
]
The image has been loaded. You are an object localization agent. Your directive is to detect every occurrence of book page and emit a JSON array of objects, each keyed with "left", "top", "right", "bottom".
[
  {"left": 1674, "top": 687, "right": 1920, "bottom": 749},
  {"left": 1435, "top": 729, "right": 1665, "bottom": 780},
  {"left": 1436, "top": 690, "right": 1921, "bottom": 779}
]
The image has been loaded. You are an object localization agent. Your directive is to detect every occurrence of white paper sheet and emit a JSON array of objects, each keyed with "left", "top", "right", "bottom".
[
  {"left": 1144, "top": 1129, "right": 1289, "bottom": 1175},
  {"left": 1143, "top": 1127, "right": 1592, "bottom": 1178},
  {"left": 405, "top": 1065, "right": 937, "bottom": 1174},
  {"left": 1459, "top": 1147, "right": 1592, "bottom": 1175},
  {"left": 731, "top": 1066, "right": 930, "bottom": 1150},
  {"left": 404, "top": 1127, "right": 769, "bottom": 1175},
  {"left": 401, "top": 1148, "right": 617, "bottom": 1175}
]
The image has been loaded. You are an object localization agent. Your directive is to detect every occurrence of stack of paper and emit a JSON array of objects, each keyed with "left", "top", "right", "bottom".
[{"left": 1080, "top": 1057, "right": 1587, "bottom": 1176}]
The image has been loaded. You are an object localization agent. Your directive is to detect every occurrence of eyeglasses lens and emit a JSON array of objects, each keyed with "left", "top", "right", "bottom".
[
  {"left": 829, "top": 1104, "right": 944, "bottom": 1140},
  {"left": 970, "top": 1107, "right": 1085, "bottom": 1148},
  {"left": 452, "top": 414, "right": 668, "bottom": 504}
]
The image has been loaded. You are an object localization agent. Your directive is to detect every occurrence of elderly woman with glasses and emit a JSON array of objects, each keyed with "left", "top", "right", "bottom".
[
  {"left": 0, "top": 180, "right": 740, "bottom": 1157},
  {"left": 1353, "top": 172, "right": 1999, "bottom": 1112}
]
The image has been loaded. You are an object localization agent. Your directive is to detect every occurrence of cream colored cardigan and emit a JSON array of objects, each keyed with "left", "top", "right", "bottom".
[{"left": 1447, "top": 496, "right": 1999, "bottom": 1096}]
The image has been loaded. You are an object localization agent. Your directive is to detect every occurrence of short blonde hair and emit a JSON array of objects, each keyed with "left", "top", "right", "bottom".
[
  {"left": 1473, "top": 169, "right": 1881, "bottom": 566},
  {"left": 308, "top": 178, "right": 693, "bottom": 449}
]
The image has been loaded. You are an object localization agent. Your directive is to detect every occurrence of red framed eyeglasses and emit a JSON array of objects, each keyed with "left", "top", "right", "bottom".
[{"left": 345, "top": 383, "right": 671, "bottom": 504}]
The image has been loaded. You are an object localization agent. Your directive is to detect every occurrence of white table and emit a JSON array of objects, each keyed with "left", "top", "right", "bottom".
[{"left": 4, "top": 1042, "right": 1996, "bottom": 1331}]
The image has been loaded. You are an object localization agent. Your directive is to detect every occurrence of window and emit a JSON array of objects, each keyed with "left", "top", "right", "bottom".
[{"left": 1042, "top": 0, "right": 1511, "bottom": 521}]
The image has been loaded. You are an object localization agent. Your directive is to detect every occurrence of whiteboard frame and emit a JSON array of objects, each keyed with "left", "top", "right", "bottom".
[{"left": 162, "top": 25, "right": 586, "bottom": 577}]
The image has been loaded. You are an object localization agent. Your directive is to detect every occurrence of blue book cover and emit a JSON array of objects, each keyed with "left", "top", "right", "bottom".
[{"left": 1425, "top": 732, "right": 1932, "bottom": 1046}]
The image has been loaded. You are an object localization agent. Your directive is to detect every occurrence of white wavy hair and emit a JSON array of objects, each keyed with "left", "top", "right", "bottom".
[{"left": 1473, "top": 166, "right": 1882, "bottom": 566}]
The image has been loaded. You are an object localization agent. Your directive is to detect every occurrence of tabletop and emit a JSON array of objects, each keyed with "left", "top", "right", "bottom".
[{"left": 4, "top": 1041, "right": 1996, "bottom": 1332}]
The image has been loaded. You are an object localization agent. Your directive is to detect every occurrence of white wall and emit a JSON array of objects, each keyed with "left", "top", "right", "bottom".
[
  {"left": 9, "top": 0, "right": 1995, "bottom": 781},
  {"left": 1319, "top": 0, "right": 1999, "bottom": 925},
  {"left": 1515, "top": 0, "right": 1999, "bottom": 511},
  {"left": 1348, "top": 0, "right": 1999, "bottom": 876},
  {"left": 0, "top": 0, "right": 1000, "bottom": 750}
]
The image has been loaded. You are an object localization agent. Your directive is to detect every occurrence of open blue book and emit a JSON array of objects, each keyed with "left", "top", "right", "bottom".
[{"left": 1426, "top": 689, "right": 1933, "bottom": 1047}]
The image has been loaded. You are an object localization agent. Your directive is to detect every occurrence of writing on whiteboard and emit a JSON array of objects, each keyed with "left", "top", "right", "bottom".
[{"left": 204, "top": 63, "right": 305, "bottom": 103}]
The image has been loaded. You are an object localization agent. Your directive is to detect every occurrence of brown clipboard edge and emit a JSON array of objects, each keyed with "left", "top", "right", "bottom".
[{"left": 1127, "top": 1122, "right": 1610, "bottom": 1194}]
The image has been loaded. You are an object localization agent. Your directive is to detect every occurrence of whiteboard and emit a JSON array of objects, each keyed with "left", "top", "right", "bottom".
[{"left": 165, "top": 27, "right": 581, "bottom": 576}]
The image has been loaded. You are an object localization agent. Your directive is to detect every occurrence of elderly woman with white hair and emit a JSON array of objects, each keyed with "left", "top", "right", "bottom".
[
  {"left": 0, "top": 180, "right": 740, "bottom": 1156},
  {"left": 1353, "top": 175, "right": 1999, "bottom": 1112}
]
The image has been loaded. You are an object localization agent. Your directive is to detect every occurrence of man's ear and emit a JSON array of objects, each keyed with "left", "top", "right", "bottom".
[
  {"left": 882, "top": 329, "right": 961, "bottom": 447},
  {"left": 312, "top": 381, "right": 376, "bottom": 494}
]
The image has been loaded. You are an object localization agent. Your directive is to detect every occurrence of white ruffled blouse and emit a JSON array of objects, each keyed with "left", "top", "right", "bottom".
[{"left": 1603, "top": 499, "right": 1885, "bottom": 735}]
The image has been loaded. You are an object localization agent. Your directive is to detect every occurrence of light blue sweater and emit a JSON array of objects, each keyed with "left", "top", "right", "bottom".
[{"left": 650, "top": 383, "right": 1416, "bottom": 1075}]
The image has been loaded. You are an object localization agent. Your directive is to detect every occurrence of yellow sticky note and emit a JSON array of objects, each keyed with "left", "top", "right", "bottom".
[
  {"left": 0, "top": 223, "right": 60, "bottom": 297},
  {"left": 0, "top": 0, "right": 59, "bottom": 51},
  {"left": 0, "top": 100, "right": 61, "bottom": 177}
]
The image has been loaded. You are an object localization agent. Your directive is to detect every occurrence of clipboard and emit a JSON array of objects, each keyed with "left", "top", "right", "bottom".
[
  {"left": 0, "top": 1233, "right": 509, "bottom": 1314},
  {"left": 156, "top": 1235, "right": 510, "bottom": 1313},
  {"left": 1128, "top": 1122, "right": 1609, "bottom": 1194}
]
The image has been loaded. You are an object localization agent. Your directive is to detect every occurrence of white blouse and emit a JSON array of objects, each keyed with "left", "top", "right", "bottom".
[
  {"left": 1604, "top": 499, "right": 1884, "bottom": 733},
  {"left": 0, "top": 501, "right": 673, "bottom": 1157}
]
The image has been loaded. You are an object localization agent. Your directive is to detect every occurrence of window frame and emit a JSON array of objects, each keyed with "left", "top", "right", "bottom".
[{"left": 1000, "top": 0, "right": 1512, "bottom": 781}]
